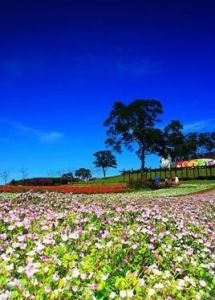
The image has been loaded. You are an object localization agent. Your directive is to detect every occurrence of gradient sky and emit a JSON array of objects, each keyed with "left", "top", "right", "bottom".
[{"left": 0, "top": 0, "right": 215, "bottom": 182}]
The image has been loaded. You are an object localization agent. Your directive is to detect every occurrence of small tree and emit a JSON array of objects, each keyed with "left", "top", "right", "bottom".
[
  {"left": 0, "top": 169, "right": 10, "bottom": 185},
  {"left": 93, "top": 150, "right": 117, "bottom": 178},
  {"left": 75, "top": 168, "right": 92, "bottom": 181},
  {"left": 62, "top": 172, "right": 74, "bottom": 183}
]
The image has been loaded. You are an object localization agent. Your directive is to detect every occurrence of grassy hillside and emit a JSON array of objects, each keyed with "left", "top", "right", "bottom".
[{"left": 74, "top": 167, "right": 215, "bottom": 185}]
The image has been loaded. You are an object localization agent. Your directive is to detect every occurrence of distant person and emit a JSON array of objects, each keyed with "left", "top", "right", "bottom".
[
  {"left": 168, "top": 178, "right": 173, "bottom": 185},
  {"left": 154, "top": 176, "right": 160, "bottom": 188},
  {"left": 175, "top": 177, "right": 179, "bottom": 185},
  {"left": 164, "top": 178, "right": 168, "bottom": 187}
]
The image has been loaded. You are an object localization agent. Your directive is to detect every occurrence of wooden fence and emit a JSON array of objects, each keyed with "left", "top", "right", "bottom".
[{"left": 120, "top": 165, "right": 215, "bottom": 183}]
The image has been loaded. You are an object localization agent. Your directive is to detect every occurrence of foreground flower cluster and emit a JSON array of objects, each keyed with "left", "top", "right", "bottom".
[{"left": 0, "top": 191, "right": 214, "bottom": 299}]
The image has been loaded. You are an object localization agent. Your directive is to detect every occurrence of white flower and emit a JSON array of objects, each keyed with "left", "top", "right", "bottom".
[
  {"left": 106, "top": 241, "right": 113, "bottom": 248},
  {"left": 132, "top": 244, "right": 138, "bottom": 250},
  {"left": 44, "top": 287, "right": 51, "bottom": 293},
  {"left": 70, "top": 232, "right": 79, "bottom": 239},
  {"left": 72, "top": 286, "right": 78, "bottom": 292},
  {"left": 0, "top": 290, "right": 11, "bottom": 300},
  {"left": 8, "top": 225, "right": 15, "bottom": 231},
  {"left": 184, "top": 276, "right": 196, "bottom": 286},
  {"left": 119, "top": 290, "right": 127, "bottom": 298},
  {"left": 176, "top": 256, "right": 183, "bottom": 262},
  {"left": 61, "top": 234, "right": 68, "bottom": 241},
  {"left": 154, "top": 283, "right": 164, "bottom": 289},
  {"left": 80, "top": 273, "right": 87, "bottom": 280},
  {"left": 199, "top": 280, "right": 207, "bottom": 287},
  {"left": 101, "top": 274, "right": 109, "bottom": 281},
  {"left": 127, "top": 290, "right": 134, "bottom": 297},
  {"left": 164, "top": 270, "right": 171, "bottom": 278},
  {"left": 95, "top": 243, "right": 103, "bottom": 249},
  {"left": 177, "top": 279, "right": 185, "bottom": 290},
  {"left": 110, "top": 291, "right": 116, "bottom": 299},
  {"left": 71, "top": 268, "right": 80, "bottom": 278},
  {"left": 148, "top": 288, "right": 155, "bottom": 296},
  {"left": 53, "top": 272, "right": 60, "bottom": 281},
  {"left": 6, "top": 264, "right": 14, "bottom": 271},
  {"left": 139, "top": 278, "right": 145, "bottom": 287},
  {"left": 153, "top": 269, "right": 162, "bottom": 276}
]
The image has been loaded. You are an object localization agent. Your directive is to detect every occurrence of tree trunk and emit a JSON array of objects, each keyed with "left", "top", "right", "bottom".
[
  {"left": 103, "top": 168, "right": 106, "bottom": 178},
  {"left": 140, "top": 150, "right": 145, "bottom": 177}
]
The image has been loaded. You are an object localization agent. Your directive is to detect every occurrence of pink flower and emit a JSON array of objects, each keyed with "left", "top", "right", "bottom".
[
  {"left": 25, "top": 266, "right": 38, "bottom": 278},
  {"left": 41, "top": 256, "right": 50, "bottom": 263},
  {"left": 91, "top": 283, "right": 98, "bottom": 291},
  {"left": 187, "top": 248, "right": 194, "bottom": 255},
  {"left": 0, "top": 233, "right": 7, "bottom": 240},
  {"left": 102, "top": 230, "right": 110, "bottom": 239}
]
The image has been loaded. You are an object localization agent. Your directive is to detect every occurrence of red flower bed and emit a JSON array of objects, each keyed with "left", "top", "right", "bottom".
[{"left": 0, "top": 184, "right": 127, "bottom": 194}]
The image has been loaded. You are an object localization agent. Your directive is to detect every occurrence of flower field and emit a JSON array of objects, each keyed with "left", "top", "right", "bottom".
[
  {"left": 0, "top": 184, "right": 126, "bottom": 194},
  {"left": 0, "top": 191, "right": 214, "bottom": 299}
]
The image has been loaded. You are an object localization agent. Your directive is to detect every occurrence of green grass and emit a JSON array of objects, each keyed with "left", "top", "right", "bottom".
[
  {"left": 73, "top": 175, "right": 124, "bottom": 185},
  {"left": 74, "top": 167, "right": 215, "bottom": 185},
  {"left": 72, "top": 175, "right": 215, "bottom": 197},
  {"left": 74, "top": 168, "right": 215, "bottom": 185},
  {"left": 133, "top": 182, "right": 215, "bottom": 197}
]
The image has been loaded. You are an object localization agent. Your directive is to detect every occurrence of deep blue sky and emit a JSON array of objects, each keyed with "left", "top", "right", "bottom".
[{"left": 0, "top": 0, "right": 215, "bottom": 182}]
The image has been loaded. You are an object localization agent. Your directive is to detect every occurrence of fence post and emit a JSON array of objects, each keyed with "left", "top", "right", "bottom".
[
  {"left": 206, "top": 166, "right": 208, "bottom": 179},
  {"left": 123, "top": 170, "right": 125, "bottom": 183},
  {"left": 209, "top": 166, "right": 212, "bottom": 178},
  {"left": 141, "top": 169, "right": 143, "bottom": 182},
  {"left": 186, "top": 167, "right": 188, "bottom": 179}
]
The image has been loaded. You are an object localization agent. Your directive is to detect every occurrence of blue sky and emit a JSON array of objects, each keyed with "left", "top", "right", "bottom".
[{"left": 0, "top": 0, "right": 215, "bottom": 182}]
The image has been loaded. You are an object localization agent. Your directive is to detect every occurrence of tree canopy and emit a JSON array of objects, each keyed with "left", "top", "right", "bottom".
[
  {"left": 75, "top": 168, "right": 92, "bottom": 181},
  {"left": 93, "top": 150, "right": 117, "bottom": 177},
  {"left": 104, "top": 99, "right": 163, "bottom": 171}
]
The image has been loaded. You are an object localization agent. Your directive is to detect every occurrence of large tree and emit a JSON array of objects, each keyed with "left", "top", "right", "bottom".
[
  {"left": 162, "top": 125, "right": 215, "bottom": 161},
  {"left": 93, "top": 150, "right": 117, "bottom": 177},
  {"left": 104, "top": 100, "right": 163, "bottom": 172},
  {"left": 75, "top": 168, "right": 92, "bottom": 181},
  {"left": 162, "top": 120, "right": 185, "bottom": 161},
  {"left": 183, "top": 132, "right": 199, "bottom": 159},
  {"left": 198, "top": 132, "right": 215, "bottom": 157}
]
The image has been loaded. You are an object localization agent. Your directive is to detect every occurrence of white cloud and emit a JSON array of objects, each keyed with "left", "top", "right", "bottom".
[
  {"left": 0, "top": 118, "right": 64, "bottom": 142},
  {"left": 183, "top": 118, "right": 215, "bottom": 132}
]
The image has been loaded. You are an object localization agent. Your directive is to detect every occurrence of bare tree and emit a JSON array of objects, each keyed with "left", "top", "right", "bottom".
[
  {"left": 56, "top": 169, "right": 66, "bottom": 184},
  {"left": 0, "top": 169, "right": 10, "bottom": 185},
  {"left": 20, "top": 168, "right": 28, "bottom": 185}
]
